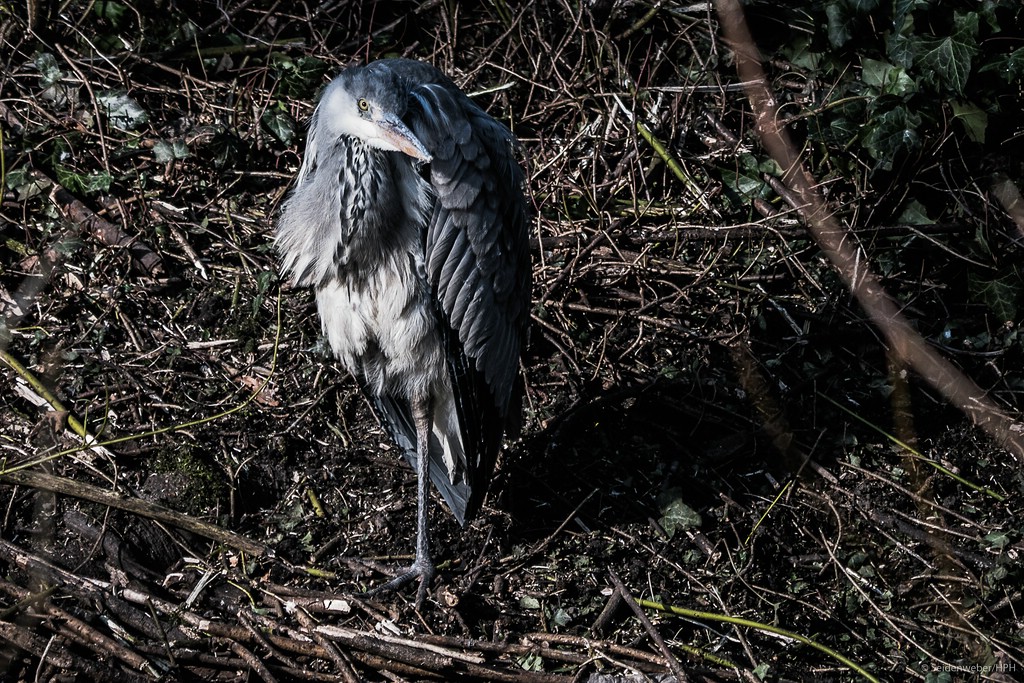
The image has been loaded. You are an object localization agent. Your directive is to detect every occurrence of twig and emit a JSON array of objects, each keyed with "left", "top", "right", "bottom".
[
  {"left": 608, "top": 571, "right": 691, "bottom": 682},
  {"left": 45, "top": 174, "right": 164, "bottom": 277},
  {"left": 293, "top": 608, "right": 362, "bottom": 683},
  {"left": 0, "top": 622, "right": 149, "bottom": 683},
  {"left": 633, "top": 591, "right": 881, "bottom": 682},
  {"left": 1, "top": 348, "right": 116, "bottom": 461},
  {"left": 225, "top": 638, "right": 279, "bottom": 683},
  {"left": 0, "top": 469, "right": 270, "bottom": 557},
  {"left": 500, "top": 488, "right": 598, "bottom": 573},
  {"left": 0, "top": 579, "right": 160, "bottom": 677},
  {"left": 0, "top": 585, "right": 57, "bottom": 619}
]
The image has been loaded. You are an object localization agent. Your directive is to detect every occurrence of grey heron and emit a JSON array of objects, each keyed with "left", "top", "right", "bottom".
[{"left": 275, "top": 58, "right": 530, "bottom": 607}]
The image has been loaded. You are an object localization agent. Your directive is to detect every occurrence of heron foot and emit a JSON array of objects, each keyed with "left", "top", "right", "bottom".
[{"left": 365, "top": 558, "right": 435, "bottom": 610}]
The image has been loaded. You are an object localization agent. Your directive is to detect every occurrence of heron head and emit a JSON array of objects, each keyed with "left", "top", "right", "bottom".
[{"left": 316, "top": 65, "right": 432, "bottom": 162}]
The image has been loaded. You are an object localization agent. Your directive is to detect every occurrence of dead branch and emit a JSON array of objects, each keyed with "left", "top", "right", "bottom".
[
  {"left": 0, "top": 469, "right": 269, "bottom": 557},
  {"left": 44, "top": 175, "right": 165, "bottom": 278},
  {"left": 715, "top": 0, "right": 1024, "bottom": 461},
  {"left": 609, "top": 571, "right": 691, "bottom": 683}
]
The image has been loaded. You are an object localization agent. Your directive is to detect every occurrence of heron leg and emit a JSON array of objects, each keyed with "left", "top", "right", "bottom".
[
  {"left": 409, "top": 392, "right": 436, "bottom": 606},
  {"left": 368, "top": 394, "right": 435, "bottom": 609}
]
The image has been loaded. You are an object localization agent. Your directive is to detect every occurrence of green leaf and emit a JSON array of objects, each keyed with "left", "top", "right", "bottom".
[
  {"left": 272, "top": 54, "right": 331, "bottom": 98},
  {"left": 978, "top": 0, "right": 1006, "bottom": 31},
  {"left": 886, "top": 0, "right": 917, "bottom": 67},
  {"left": 969, "top": 271, "right": 1020, "bottom": 322},
  {"left": 825, "top": 2, "right": 854, "bottom": 48},
  {"left": 887, "top": 32, "right": 915, "bottom": 70},
  {"left": 949, "top": 100, "right": 987, "bottom": 143},
  {"left": 983, "top": 531, "right": 1010, "bottom": 550},
  {"left": 97, "top": 90, "right": 149, "bottom": 130},
  {"left": 897, "top": 199, "right": 933, "bottom": 226},
  {"left": 519, "top": 595, "right": 540, "bottom": 610},
  {"left": 261, "top": 106, "right": 297, "bottom": 145},
  {"left": 55, "top": 166, "right": 113, "bottom": 195},
  {"left": 34, "top": 53, "right": 63, "bottom": 87},
  {"left": 914, "top": 11, "right": 980, "bottom": 95},
  {"left": 93, "top": 0, "right": 127, "bottom": 23},
  {"left": 861, "top": 103, "right": 922, "bottom": 171},
  {"left": 53, "top": 236, "right": 86, "bottom": 256},
  {"left": 720, "top": 169, "right": 763, "bottom": 203},
  {"left": 550, "top": 608, "right": 571, "bottom": 627},
  {"left": 861, "top": 58, "right": 917, "bottom": 96},
  {"left": 517, "top": 652, "right": 544, "bottom": 672},
  {"left": 153, "top": 139, "right": 191, "bottom": 163},
  {"left": 780, "top": 36, "right": 823, "bottom": 72},
  {"left": 657, "top": 487, "right": 702, "bottom": 539},
  {"left": 5, "top": 167, "right": 51, "bottom": 201},
  {"left": 821, "top": 117, "right": 858, "bottom": 147},
  {"left": 979, "top": 46, "right": 1024, "bottom": 84},
  {"left": 891, "top": 0, "right": 915, "bottom": 27}
]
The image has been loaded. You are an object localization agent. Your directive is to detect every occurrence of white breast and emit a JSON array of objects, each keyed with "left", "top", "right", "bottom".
[{"left": 316, "top": 249, "right": 446, "bottom": 399}]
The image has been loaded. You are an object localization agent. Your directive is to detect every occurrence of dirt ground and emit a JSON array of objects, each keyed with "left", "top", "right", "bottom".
[{"left": 1, "top": 2, "right": 1022, "bottom": 682}]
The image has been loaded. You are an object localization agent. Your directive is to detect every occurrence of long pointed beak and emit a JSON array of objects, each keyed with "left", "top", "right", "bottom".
[{"left": 377, "top": 114, "right": 432, "bottom": 162}]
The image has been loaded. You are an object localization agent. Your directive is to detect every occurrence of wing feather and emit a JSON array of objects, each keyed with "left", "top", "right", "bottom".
[{"left": 404, "top": 77, "right": 530, "bottom": 519}]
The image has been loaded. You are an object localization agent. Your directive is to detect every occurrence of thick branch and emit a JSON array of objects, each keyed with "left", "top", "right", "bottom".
[{"left": 715, "top": 0, "right": 1024, "bottom": 461}]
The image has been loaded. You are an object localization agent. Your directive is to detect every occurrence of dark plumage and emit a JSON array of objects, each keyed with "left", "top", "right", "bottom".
[{"left": 275, "top": 59, "right": 530, "bottom": 606}]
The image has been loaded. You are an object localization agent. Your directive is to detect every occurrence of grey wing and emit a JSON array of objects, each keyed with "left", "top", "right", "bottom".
[{"left": 407, "top": 83, "right": 531, "bottom": 518}]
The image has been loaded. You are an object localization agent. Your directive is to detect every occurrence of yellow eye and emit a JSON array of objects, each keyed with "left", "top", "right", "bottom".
[{"left": 357, "top": 98, "right": 369, "bottom": 112}]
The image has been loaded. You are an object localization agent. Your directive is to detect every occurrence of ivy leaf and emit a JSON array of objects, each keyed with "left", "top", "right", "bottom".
[
  {"left": 887, "top": 32, "right": 914, "bottom": 70},
  {"left": 97, "top": 90, "right": 149, "bottom": 130},
  {"left": 657, "top": 487, "right": 702, "bottom": 539},
  {"left": 891, "top": 0, "right": 914, "bottom": 24},
  {"left": 825, "top": 2, "right": 854, "bottom": 48},
  {"left": 861, "top": 58, "right": 917, "bottom": 96},
  {"left": 983, "top": 531, "right": 1009, "bottom": 550},
  {"left": 720, "top": 168, "right": 763, "bottom": 203},
  {"left": 950, "top": 100, "right": 987, "bottom": 144},
  {"left": 914, "top": 11, "right": 980, "bottom": 95},
  {"left": 827, "top": 3, "right": 851, "bottom": 48},
  {"left": 93, "top": 0, "right": 127, "bottom": 24},
  {"left": 830, "top": 117, "right": 860, "bottom": 146},
  {"left": 4, "top": 167, "right": 51, "bottom": 201},
  {"left": 519, "top": 596, "right": 540, "bottom": 610},
  {"left": 55, "top": 166, "right": 113, "bottom": 195},
  {"left": 861, "top": 103, "right": 922, "bottom": 171},
  {"left": 153, "top": 139, "right": 191, "bottom": 163},
  {"left": 34, "top": 53, "right": 63, "bottom": 87},
  {"left": 886, "top": 0, "right": 916, "bottom": 67},
  {"left": 822, "top": 0, "right": 881, "bottom": 47},
  {"left": 977, "top": 0, "right": 1005, "bottom": 31},
  {"left": 271, "top": 54, "right": 331, "bottom": 98},
  {"left": 781, "top": 36, "right": 823, "bottom": 72},
  {"left": 979, "top": 46, "right": 1024, "bottom": 85},
  {"left": 517, "top": 652, "right": 544, "bottom": 672},
  {"left": 969, "top": 271, "right": 1021, "bottom": 323},
  {"left": 550, "top": 608, "right": 571, "bottom": 627},
  {"left": 897, "top": 199, "right": 933, "bottom": 226},
  {"left": 261, "top": 105, "right": 297, "bottom": 145}
]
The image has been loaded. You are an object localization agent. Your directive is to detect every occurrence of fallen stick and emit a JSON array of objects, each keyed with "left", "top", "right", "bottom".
[{"left": 715, "top": 0, "right": 1024, "bottom": 461}]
